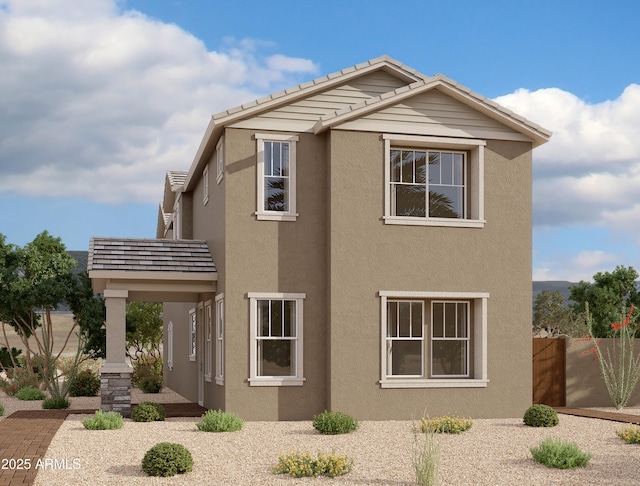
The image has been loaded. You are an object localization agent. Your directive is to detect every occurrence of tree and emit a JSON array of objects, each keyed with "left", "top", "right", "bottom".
[
  {"left": 569, "top": 265, "right": 640, "bottom": 338},
  {"left": 126, "top": 302, "right": 163, "bottom": 363},
  {"left": 533, "top": 290, "right": 583, "bottom": 337},
  {"left": 67, "top": 272, "right": 106, "bottom": 359}
]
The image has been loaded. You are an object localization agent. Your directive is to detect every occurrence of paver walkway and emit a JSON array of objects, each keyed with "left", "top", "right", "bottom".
[
  {"left": 555, "top": 407, "right": 640, "bottom": 423},
  {"left": 0, "top": 403, "right": 207, "bottom": 486}
]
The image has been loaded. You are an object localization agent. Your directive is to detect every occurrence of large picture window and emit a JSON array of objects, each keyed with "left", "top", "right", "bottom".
[
  {"left": 383, "top": 134, "right": 485, "bottom": 228},
  {"left": 379, "top": 291, "right": 489, "bottom": 388},
  {"left": 248, "top": 292, "right": 305, "bottom": 386},
  {"left": 255, "top": 133, "right": 298, "bottom": 221}
]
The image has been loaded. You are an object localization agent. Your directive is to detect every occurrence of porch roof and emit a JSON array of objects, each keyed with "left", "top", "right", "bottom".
[{"left": 88, "top": 237, "right": 217, "bottom": 301}]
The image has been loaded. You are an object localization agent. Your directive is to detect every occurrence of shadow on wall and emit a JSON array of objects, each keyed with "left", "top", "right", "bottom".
[{"left": 566, "top": 338, "right": 640, "bottom": 408}]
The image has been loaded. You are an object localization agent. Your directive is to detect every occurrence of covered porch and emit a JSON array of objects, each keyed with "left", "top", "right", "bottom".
[{"left": 88, "top": 237, "right": 217, "bottom": 414}]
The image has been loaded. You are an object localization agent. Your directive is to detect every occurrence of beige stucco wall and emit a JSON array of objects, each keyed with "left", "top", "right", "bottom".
[
  {"left": 566, "top": 338, "right": 640, "bottom": 407},
  {"left": 163, "top": 301, "right": 199, "bottom": 403},
  {"left": 325, "top": 131, "right": 533, "bottom": 419}
]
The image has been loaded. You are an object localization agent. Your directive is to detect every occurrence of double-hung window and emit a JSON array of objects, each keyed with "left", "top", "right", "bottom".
[
  {"left": 379, "top": 291, "right": 489, "bottom": 388},
  {"left": 204, "top": 301, "right": 212, "bottom": 382},
  {"left": 248, "top": 292, "right": 305, "bottom": 386},
  {"left": 383, "top": 134, "right": 485, "bottom": 228},
  {"left": 188, "top": 308, "right": 196, "bottom": 361},
  {"left": 216, "top": 136, "right": 224, "bottom": 184},
  {"left": 255, "top": 134, "right": 298, "bottom": 221},
  {"left": 215, "top": 294, "right": 224, "bottom": 385}
]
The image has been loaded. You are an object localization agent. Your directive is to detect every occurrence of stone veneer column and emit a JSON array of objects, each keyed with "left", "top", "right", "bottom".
[{"left": 100, "top": 289, "right": 133, "bottom": 415}]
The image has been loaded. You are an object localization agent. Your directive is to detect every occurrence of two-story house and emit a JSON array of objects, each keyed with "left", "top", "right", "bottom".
[{"left": 91, "top": 55, "right": 550, "bottom": 420}]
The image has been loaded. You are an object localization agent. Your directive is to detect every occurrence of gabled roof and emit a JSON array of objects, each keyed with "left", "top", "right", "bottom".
[
  {"left": 312, "top": 74, "right": 552, "bottom": 147},
  {"left": 163, "top": 170, "right": 187, "bottom": 210}
]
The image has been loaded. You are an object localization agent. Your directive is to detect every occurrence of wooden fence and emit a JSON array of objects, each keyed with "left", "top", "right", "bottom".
[{"left": 532, "top": 338, "right": 566, "bottom": 407}]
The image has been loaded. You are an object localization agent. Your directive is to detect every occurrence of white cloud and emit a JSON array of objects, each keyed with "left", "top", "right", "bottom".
[
  {"left": 533, "top": 250, "right": 620, "bottom": 282},
  {"left": 495, "top": 84, "right": 640, "bottom": 231},
  {"left": 0, "top": 0, "right": 319, "bottom": 203}
]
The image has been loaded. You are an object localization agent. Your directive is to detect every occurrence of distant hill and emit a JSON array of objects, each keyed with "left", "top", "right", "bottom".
[
  {"left": 68, "top": 251, "right": 88, "bottom": 275},
  {"left": 532, "top": 281, "right": 576, "bottom": 306}
]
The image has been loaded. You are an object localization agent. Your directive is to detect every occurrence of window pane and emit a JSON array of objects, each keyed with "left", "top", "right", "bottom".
[
  {"left": 258, "top": 300, "right": 270, "bottom": 336},
  {"left": 444, "top": 302, "right": 456, "bottom": 337},
  {"left": 258, "top": 340, "right": 292, "bottom": 376},
  {"left": 428, "top": 152, "right": 441, "bottom": 184},
  {"left": 393, "top": 184, "right": 426, "bottom": 217},
  {"left": 441, "top": 153, "right": 453, "bottom": 185},
  {"left": 265, "top": 177, "right": 288, "bottom": 211},
  {"left": 401, "top": 151, "right": 414, "bottom": 183},
  {"left": 432, "top": 303, "right": 443, "bottom": 338},
  {"left": 454, "top": 153, "right": 464, "bottom": 185},
  {"left": 429, "top": 188, "right": 462, "bottom": 218},
  {"left": 391, "top": 150, "right": 402, "bottom": 182},
  {"left": 271, "top": 300, "right": 282, "bottom": 337},
  {"left": 411, "top": 302, "right": 422, "bottom": 337},
  {"left": 415, "top": 151, "right": 427, "bottom": 184},
  {"left": 432, "top": 340, "right": 467, "bottom": 376},
  {"left": 398, "top": 302, "right": 411, "bottom": 337},
  {"left": 264, "top": 142, "right": 273, "bottom": 176},
  {"left": 272, "top": 142, "right": 281, "bottom": 176},
  {"left": 390, "top": 340, "right": 422, "bottom": 376},
  {"left": 387, "top": 301, "right": 398, "bottom": 337},
  {"left": 281, "top": 143, "right": 289, "bottom": 177},
  {"left": 457, "top": 303, "right": 467, "bottom": 337},
  {"left": 283, "top": 300, "right": 295, "bottom": 337}
]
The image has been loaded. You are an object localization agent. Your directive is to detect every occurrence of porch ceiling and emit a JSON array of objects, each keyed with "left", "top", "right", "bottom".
[{"left": 88, "top": 237, "right": 217, "bottom": 302}]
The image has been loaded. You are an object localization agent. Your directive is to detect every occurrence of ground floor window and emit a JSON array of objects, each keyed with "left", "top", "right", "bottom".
[
  {"left": 215, "top": 294, "right": 224, "bottom": 385},
  {"left": 379, "top": 291, "right": 489, "bottom": 388},
  {"left": 205, "top": 301, "right": 213, "bottom": 382},
  {"left": 189, "top": 308, "right": 196, "bottom": 361},
  {"left": 247, "top": 292, "right": 305, "bottom": 386},
  {"left": 167, "top": 321, "right": 174, "bottom": 371}
]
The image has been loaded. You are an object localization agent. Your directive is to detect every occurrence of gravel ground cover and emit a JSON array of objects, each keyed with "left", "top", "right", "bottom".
[{"left": 2, "top": 388, "right": 640, "bottom": 485}]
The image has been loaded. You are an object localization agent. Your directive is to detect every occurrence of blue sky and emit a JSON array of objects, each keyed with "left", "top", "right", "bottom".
[{"left": 1, "top": 0, "right": 639, "bottom": 282}]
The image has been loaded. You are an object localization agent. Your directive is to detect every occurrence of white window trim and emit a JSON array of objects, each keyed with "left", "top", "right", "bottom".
[
  {"left": 203, "top": 164, "right": 209, "bottom": 206},
  {"left": 188, "top": 308, "right": 196, "bottom": 362},
  {"left": 247, "top": 292, "right": 306, "bottom": 386},
  {"left": 379, "top": 291, "right": 489, "bottom": 389},
  {"left": 173, "top": 193, "right": 182, "bottom": 239},
  {"left": 216, "top": 136, "right": 224, "bottom": 184},
  {"left": 383, "top": 134, "right": 485, "bottom": 228},
  {"left": 167, "top": 321, "right": 174, "bottom": 371},
  {"left": 215, "top": 293, "right": 224, "bottom": 386},
  {"left": 254, "top": 133, "right": 299, "bottom": 221},
  {"left": 204, "top": 300, "right": 213, "bottom": 382}
]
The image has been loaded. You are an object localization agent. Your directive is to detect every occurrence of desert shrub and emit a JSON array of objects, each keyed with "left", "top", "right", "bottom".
[
  {"left": 131, "top": 402, "right": 166, "bottom": 422},
  {"left": 69, "top": 369, "right": 101, "bottom": 397},
  {"left": 420, "top": 415, "right": 473, "bottom": 434},
  {"left": 0, "top": 403, "right": 4, "bottom": 416},
  {"left": 312, "top": 410, "right": 358, "bottom": 435},
  {"left": 196, "top": 409, "right": 243, "bottom": 432},
  {"left": 616, "top": 424, "right": 640, "bottom": 444},
  {"left": 273, "top": 451, "right": 354, "bottom": 478},
  {"left": 16, "top": 386, "right": 46, "bottom": 401},
  {"left": 0, "top": 346, "right": 22, "bottom": 369},
  {"left": 82, "top": 410, "right": 124, "bottom": 430},
  {"left": 412, "top": 421, "right": 440, "bottom": 486},
  {"left": 132, "top": 358, "right": 163, "bottom": 394},
  {"left": 530, "top": 437, "right": 591, "bottom": 469},
  {"left": 42, "top": 396, "right": 70, "bottom": 409},
  {"left": 0, "top": 367, "right": 41, "bottom": 396},
  {"left": 523, "top": 404, "right": 559, "bottom": 427},
  {"left": 141, "top": 442, "right": 193, "bottom": 477},
  {"left": 58, "top": 356, "right": 101, "bottom": 376}
]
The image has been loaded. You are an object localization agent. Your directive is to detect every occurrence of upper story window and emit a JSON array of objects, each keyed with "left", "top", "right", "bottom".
[
  {"left": 383, "top": 134, "right": 485, "bottom": 228},
  {"left": 203, "top": 165, "right": 209, "bottom": 206},
  {"left": 216, "top": 137, "right": 224, "bottom": 184},
  {"left": 255, "top": 133, "right": 299, "bottom": 221}
]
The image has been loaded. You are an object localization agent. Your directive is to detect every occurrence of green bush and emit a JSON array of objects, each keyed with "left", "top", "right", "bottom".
[
  {"left": 312, "top": 410, "right": 358, "bottom": 435},
  {"left": 69, "top": 369, "right": 101, "bottom": 397},
  {"left": 0, "top": 367, "right": 41, "bottom": 396},
  {"left": 273, "top": 451, "right": 354, "bottom": 478},
  {"left": 131, "top": 402, "right": 166, "bottom": 422},
  {"left": 530, "top": 437, "right": 592, "bottom": 469},
  {"left": 42, "top": 396, "right": 70, "bottom": 409},
  {"left": 0, "top": 346, "right": 22, "bottom": 369},
  {"left": 82, "top": 410, "right": 124, "bottom": 430},
  {"left": 141, "top": 442, "right": 193, "bottom": 477},
  {"left": 15, "top": 386, "right": 46, "bottom": 401},
  {"left": 616, "top": 425, "right": 640, "bottom": 444},
  {"left": 0, "top": 403, "right": 4, "bottom": 417},
  {"left": 420, "top": 415, "right": 473, "bottom": 434},
  {"left": 196, "top": 409, "right": 244, "bottom": 432},
  {"left": 523, "top": 404, "right": 559, "bottom": 427},
  {"left": 132, "top": 359, "right": 163, "bottom": 394}
]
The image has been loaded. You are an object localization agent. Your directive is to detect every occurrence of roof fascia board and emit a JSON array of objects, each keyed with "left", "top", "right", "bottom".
[{"left": 88, "top": 270, "right": 218, "bottom": 281}]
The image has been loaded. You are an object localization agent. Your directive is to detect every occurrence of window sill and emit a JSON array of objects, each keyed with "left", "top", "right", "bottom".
[
  {"left": 189, "top": 356, "right": 196, "bottom": 362},
  {"left": 255, "top": 212, "right": 299, "bottom": 222},
  {"left": 215, "top": 377, "right": 224, "bottom": 386},
  {"left": 248, "top": 377, "right": 305, "bottom": 387},
  {"left": 379, "top": 379, "right": 489, "bottom": 389},
  {"left": 204, "top": 375, "right": 212, "bottom": 383},
  {"left": 216, "top": 173, "right": 223, "bottom": 185},
  {"left": 383, "top": 216, "right": 485, "bottom": 228}
]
